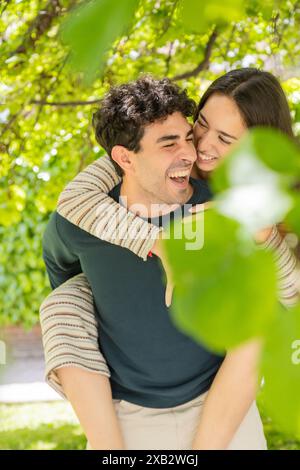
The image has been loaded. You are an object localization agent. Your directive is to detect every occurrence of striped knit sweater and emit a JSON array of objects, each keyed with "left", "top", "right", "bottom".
[
  {"left": 57, "top": 155, "right": 162, "bottom": 262},
  {"left": 40, "top": 155, "right": 300, "bottom": 399}
]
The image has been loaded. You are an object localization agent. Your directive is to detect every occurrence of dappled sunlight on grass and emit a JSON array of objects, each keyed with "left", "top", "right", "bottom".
[
  {"left": 0, "top": 399, "right": 299, "bottom": 450},
  {"left": 0, "top": 402, "right": 86, "bottom": 450}
]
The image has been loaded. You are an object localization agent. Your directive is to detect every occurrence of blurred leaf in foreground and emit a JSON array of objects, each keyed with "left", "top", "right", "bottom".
[{"left": 61, "top": 0, "right": 139, "bottom": 81}]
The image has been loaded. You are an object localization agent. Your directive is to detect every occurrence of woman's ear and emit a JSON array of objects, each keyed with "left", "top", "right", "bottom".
[{"left": 111, "top": 145, "right": 134, "bottom": 175}]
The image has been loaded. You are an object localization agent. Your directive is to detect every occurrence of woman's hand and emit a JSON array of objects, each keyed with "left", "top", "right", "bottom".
[
  {"left": 191, "top": 203, "right": 274, "bottom": 245},
  {"left": 253, "top": 226, "right": 274, "bottom": 244}
]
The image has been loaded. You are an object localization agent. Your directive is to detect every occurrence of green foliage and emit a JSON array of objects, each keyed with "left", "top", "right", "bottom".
[
  {"left": 163, "top": 126, "right": 300, "bottom": 435},
  {"left": 181, "top": 0, "right": 245, "bottom": 33},
  {"left": 0, "top": 0, "right": 299, "bottom": 438},
  {"left": 260, "top": 304, "right": 300, "bottom": 436},
  {"left": 61, "top": 0, "right": 139, "bottom": 82},
  {"left": 1, "top": 0, "right": 299, "bottom": 327},
  {"left": 165, "top": 210, "right": 277, "bottom": 352},
  {"left": 212, "top": 128, "right": 300, "bottom": 235},
  {"left": 0, "top": 402, "right": 86, "bottom": 450}
]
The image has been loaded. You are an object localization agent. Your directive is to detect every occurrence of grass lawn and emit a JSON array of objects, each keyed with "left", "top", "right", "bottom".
[
  {"left": 0, "top": 398, "right": 299, "bottom": 450},
  {"left": 0, "top": 401, "right": 86, "bottom": 450}
]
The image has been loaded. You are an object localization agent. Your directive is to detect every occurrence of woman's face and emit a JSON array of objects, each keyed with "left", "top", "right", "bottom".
[{"left": 193, "top": 93, "right": 247, "bottom": 173}]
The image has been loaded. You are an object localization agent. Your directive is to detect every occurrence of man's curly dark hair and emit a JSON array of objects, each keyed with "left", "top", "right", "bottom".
[{"left": 92, "top": 75, "right": 196, "bottom": 175}]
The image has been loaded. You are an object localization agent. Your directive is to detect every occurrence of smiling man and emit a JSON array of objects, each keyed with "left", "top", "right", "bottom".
[{"left": 42, "top": 76, "right": 224, "bottom": 449}]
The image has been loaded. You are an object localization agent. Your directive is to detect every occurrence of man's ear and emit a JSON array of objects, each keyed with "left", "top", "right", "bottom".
[{"left": 111, "top": 145, "right": 134, "bottom": 174}]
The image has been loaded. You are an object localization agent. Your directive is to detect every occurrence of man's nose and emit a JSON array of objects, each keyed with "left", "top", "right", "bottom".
[{"left": 178, "top": 141, "right": 197, "bottom": 164}]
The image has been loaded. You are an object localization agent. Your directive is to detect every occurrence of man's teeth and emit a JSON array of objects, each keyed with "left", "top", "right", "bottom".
[{"left": 168, "top": 170, "right": 189, "bottom": 178}]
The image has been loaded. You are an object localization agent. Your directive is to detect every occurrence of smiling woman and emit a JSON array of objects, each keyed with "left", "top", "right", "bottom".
[
  {"left": 192, "top": 68, "right": 294, "bottom": 178},
  {"left": 193, "top": 95, "right": 245, "bottom": 171}
]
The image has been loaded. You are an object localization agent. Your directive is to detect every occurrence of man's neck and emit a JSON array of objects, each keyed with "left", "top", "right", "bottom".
[{"left": 119, "top": 177, "right": 194, "bottom": 219}]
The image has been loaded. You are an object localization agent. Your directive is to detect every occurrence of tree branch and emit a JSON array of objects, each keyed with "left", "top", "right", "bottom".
[
  {"left": 0, "top": 0, "right": 11, "bottom": 17},
  {"left": 0, "top": 110, "right": 21, "bottom": 139},
  {"left": 30, "top": 99, "right": 102, "bottom": 107},
  {"left": 166, "top": 41, "right": 175, "bottom": 76},
  {"left": 9, "top": 0, "right": 61, "bottom": 56},
  {"left": 158, "top": 0, "right": 179, "bottom": 40},
  {"left": 172, "top": 28, "right": 218, "bottom": 81},
  {"left": 32, "top": 53, "right": 69, "bottom": 126}
]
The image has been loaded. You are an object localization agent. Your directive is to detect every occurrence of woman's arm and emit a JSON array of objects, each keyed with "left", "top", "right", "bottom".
[
  {"left": 40, "top": 273, "right": 126, "bottom": 450},
  {"left": 57, "top": 155, "right": 161, "bottom": 261},
  {"left": 259, "top": 225, "right": 300, "bottom": 308}
]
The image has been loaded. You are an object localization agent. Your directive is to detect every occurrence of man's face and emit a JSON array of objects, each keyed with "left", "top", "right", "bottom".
[{"left": 128, "top": 112, "right": 197, "bottom": 206}]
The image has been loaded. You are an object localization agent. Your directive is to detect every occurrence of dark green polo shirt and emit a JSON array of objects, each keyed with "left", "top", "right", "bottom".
[{"left": 43, "top": 178, "right": 225, "bottom": 408}]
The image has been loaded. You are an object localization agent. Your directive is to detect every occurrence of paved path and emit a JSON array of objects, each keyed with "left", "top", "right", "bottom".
[{"left": 0, "top": 326, "right": 62, "bottom": 403}]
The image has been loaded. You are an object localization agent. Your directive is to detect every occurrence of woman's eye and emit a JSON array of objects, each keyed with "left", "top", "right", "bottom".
[
  {"left": 186, "top": 138, "right": 194, "bottom": 142},
  {"left": 219, "top": 136, "right": 231, "bottom": 145},
  {"left": 197, "top": 121, "right": 207, "bottom": 128}
]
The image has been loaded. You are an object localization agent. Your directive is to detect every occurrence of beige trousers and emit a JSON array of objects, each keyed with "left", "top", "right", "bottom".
[{"left": 86, "top": 389, "right": 268, "bottom": 450}]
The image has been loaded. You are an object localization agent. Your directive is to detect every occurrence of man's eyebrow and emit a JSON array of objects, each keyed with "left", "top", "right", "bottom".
[
  {"left": 156, "top": 127, "right": 193, "bottom": 143},
  {"left": 198, "top": 112, "right": 237, "bottom": 140},
  {"left": 156, "top": 134, "right": 179, "bottom": 143}
]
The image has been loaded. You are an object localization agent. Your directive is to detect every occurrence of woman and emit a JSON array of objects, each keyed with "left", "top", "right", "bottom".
[{"left": 40, "top": 68, "right": 300, "bottom": 450}]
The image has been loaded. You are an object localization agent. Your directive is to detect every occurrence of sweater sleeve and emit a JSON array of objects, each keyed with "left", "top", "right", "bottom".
[
  {"left": 42, "top": 212, "right": 82, "bottom": 290},
  {"left": 57, "top": 154, "right": 161, "bottom": 261},
  {"left": 261, "top": 225, "right": 300, "bottom": 308}
]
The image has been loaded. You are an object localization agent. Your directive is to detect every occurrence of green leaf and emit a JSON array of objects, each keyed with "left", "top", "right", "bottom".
[
  {"left": 260, "top": 304, "right": 300, "bottom": 436},
  {"left": 245, "top": 0, "right": 281, "bottom": 19},
  {"left": 212, "top": 128, "right": 299, "bottom": 234},
  {"left": 285, "top": 191, "right": 300, "bottom": 237},
  {"left": 164, "top": 210, "right": 277, "bottom": 352},
  {"left": 213, "top": 128, "right": 300, "bottom": 190},
  {"left": 60, "top": 0, "right": 139, "bottom": 81},
  {"left": 180, "top": 0, "right": 245, "bottom": 33}
]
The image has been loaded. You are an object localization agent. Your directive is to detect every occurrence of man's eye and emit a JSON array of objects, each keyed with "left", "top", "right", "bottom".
[
  {"left": 163, "top": 143, "right": 175, "bottom": 148},
  {"left": 186, "top": 138, "right": 194, "bottom": 142}
]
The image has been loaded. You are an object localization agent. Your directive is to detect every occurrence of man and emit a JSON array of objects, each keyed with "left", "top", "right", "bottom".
[{"left": 42, "top": 76, "right": 225, "bottom": 449}]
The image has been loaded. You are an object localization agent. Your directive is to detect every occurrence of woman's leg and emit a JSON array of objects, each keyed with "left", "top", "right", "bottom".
[{"left": 39, "top": 273, "right": 125, "bottom": 449}]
